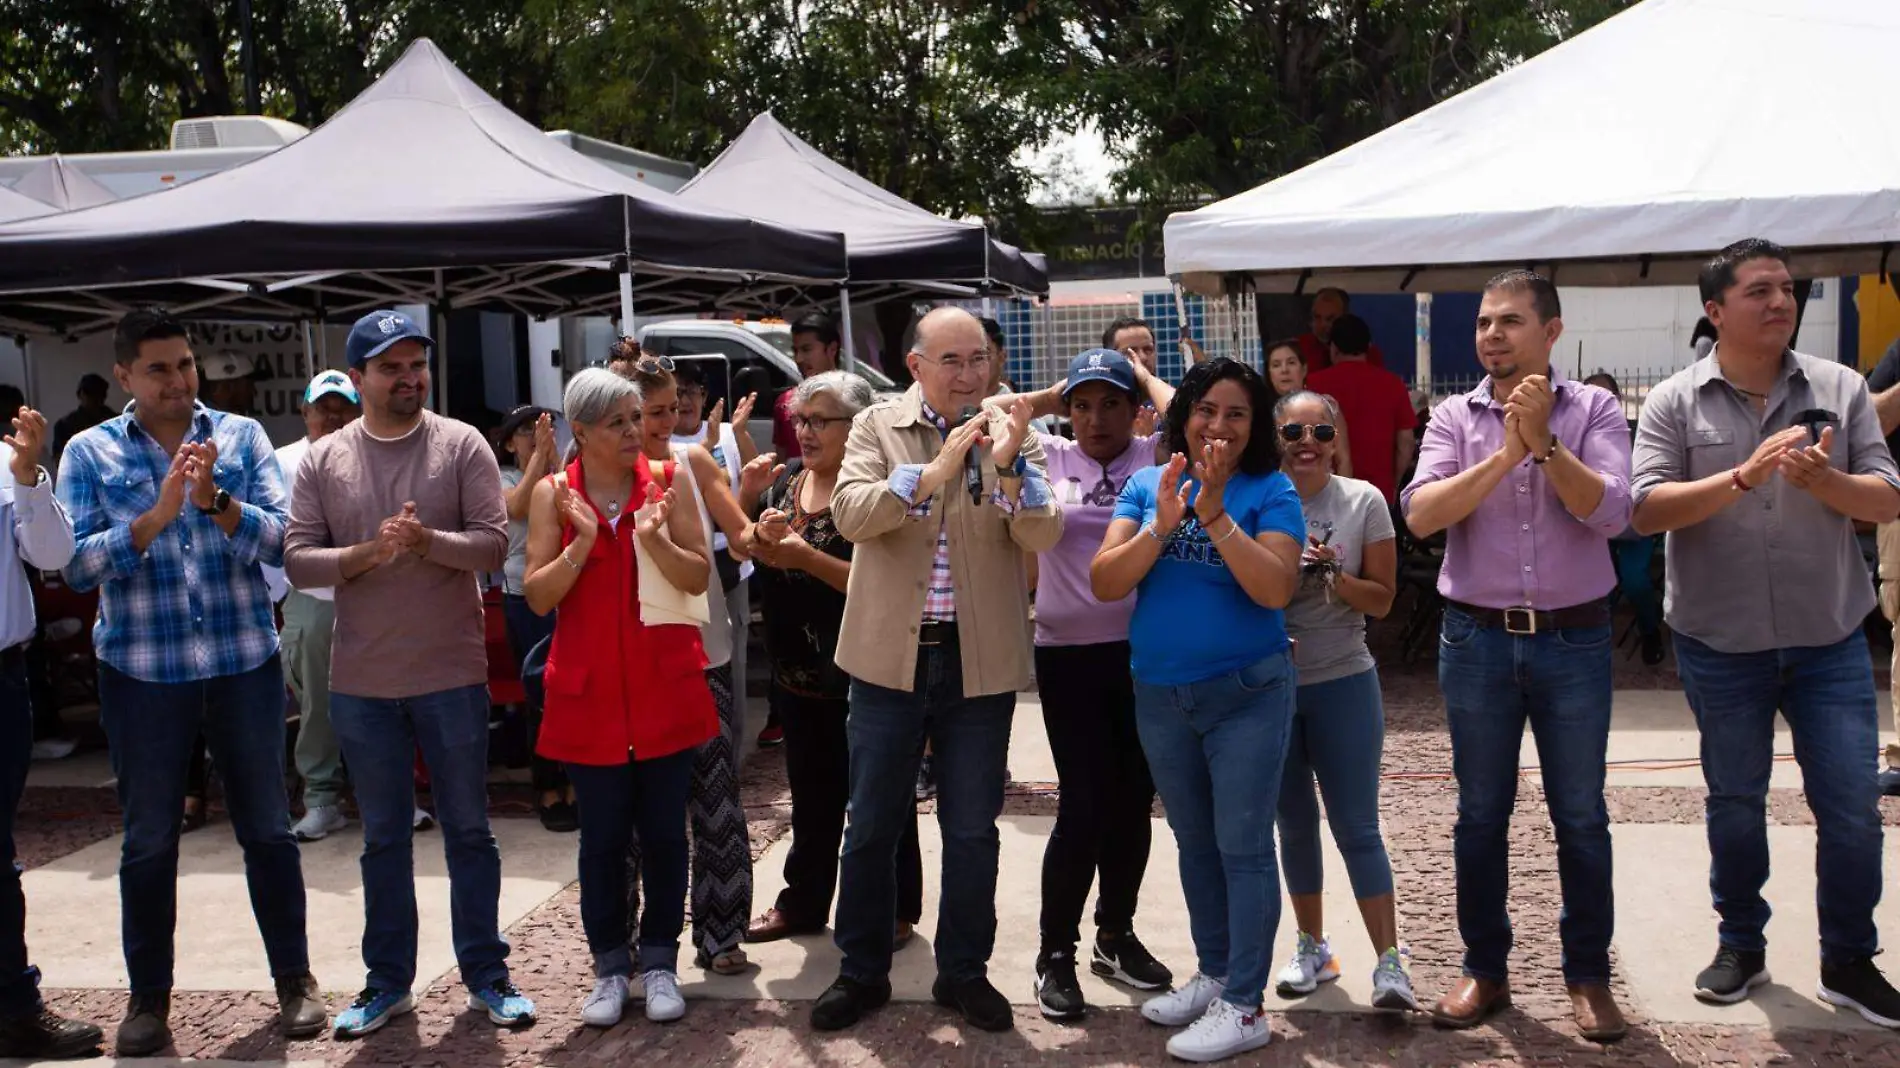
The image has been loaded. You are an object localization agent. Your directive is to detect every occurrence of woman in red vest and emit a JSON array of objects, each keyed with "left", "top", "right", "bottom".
[{"left": 523, "top": 367, "right": 716, "bottom": 1029}]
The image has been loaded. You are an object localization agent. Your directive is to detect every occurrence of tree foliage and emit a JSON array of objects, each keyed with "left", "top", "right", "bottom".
[{"left": 0, "top": 0, "right": 1631, "bottom": 227}]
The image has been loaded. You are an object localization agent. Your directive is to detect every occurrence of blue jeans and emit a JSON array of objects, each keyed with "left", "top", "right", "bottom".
[
  {"left": 1277, "top": 668, "right": 1393, "bottom": 900},
  {"left": 1439, "top": 608, "right": 1614, "bottom": 984},
  {"left": 0, "top": 653, "right": 41, "bottom": 1015},
  {"left": 836, "top": 643, "right": 1014, "bottom": 984},
  {"left": 566, "top": 751, "right": 695, "bottom": 976},
  {"left": 330, "top": 684, "right": 508, "bottom": 993},
  {"left": 1674, "top": 630, "right": 1883, "bottom": 966},
  {"left": 1134, "top": 650, "right": 1295, "bottom": 1009},
  {"left": 97, "top": 655, "right": 309, "bottom": 993}
]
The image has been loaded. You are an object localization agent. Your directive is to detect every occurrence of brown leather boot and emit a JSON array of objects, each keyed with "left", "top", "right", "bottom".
[
  {"left": 1567, "top": 983, "right": 1628, "bottom": 1042},
  {"left": 1432, "top": 976, "right": 1511, "bottom": 1029}
]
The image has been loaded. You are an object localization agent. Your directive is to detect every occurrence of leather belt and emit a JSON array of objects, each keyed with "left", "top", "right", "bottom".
[
  {"left": 1445, "top": 599, "right": 1609, "bottom": 636},
  {"left": 918, "top": 620, "right": 959, "bottom": 647}
]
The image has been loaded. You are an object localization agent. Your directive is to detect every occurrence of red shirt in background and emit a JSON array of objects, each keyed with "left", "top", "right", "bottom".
[
  {"left": 1306, "top": 359, "right": 1415, "bottom": 503},
  {"left": 1299, "top": 334, "right": 1385, "bottom": 373},
  {"left": 772, "top": 389, "right": 800, "bottom": 459}
]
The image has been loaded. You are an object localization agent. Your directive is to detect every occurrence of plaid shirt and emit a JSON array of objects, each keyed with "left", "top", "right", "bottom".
[
  {"left": 885, "top": 403, "right": 1049, "bottom": 623},
  {"left": 59, "top": 402, "right": 287, "bottom": 683}
]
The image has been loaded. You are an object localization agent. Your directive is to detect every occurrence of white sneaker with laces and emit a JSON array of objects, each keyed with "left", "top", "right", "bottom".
[
  {"left": 581, "top": 974, "right": 630, "bottom": 1028},
  {"left": 1274, "top": 932, "right": 1339, "bottom": 997},
  {"left": 291, "top": 804, "right": 348, "bottom": 842},
  {"left": 1141, "top": 972, "right": 1226, "bottom": 1027},
  {"left": 1370, "top": 947, "right": 1420, "bottom": 1011},
  {"left": 642, "top": 969, "right": 685, "bottom": 1022},
  {"left": 1165, "top": 998, "right": 1271, "bottom": 1062}
]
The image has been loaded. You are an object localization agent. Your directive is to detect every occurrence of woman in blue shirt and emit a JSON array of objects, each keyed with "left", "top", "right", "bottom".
[{"left": 1091, "top": 357, "right": 1304, "bottom": 1063}]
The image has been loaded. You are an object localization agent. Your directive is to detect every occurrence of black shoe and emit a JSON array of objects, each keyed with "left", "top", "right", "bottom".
[
  {"left": 1880, "top": 767, "right": 1900, "bottom": 798},
  {"left": 1693, "top": 946, "right": 1769, "bottom": 1004},
  {"left": 115, "top": 991, "right": 171, "bottom": 1057},
  {"left": 539, "top": 800, "right": 579, "bottom": 833},
  {"left": 1092, "top": 930, "right": 1173, "bottom": 991},
  {"left": 931, "top": 974, "right": 1013, "bottom": 1032},
  {"left": 0, "top": 1006, "right": 104, "bottom": 1059},
  {"left": 1034, "top": 951, "right": 1087, "bottom": 1021},
  {"left": 1640, "top": 631, "right": 1665, "bottom": 666},
  {"left": 275, "top": 972, "right": 328, "bottom": 1038},
  {"left": 1820, "top": 957, "right": 1900, "bottom": 1029},
  {"left": 811, "top": 975, "right": 891, "bottom": 1031},
  {"left": 915, "top": 756, "right": 937, "bottom": 802}
]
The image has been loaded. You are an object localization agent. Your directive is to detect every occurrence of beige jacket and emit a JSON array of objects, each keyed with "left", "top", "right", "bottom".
[{"left": 832, "top": 385, "right": 1062, "bottom": 694}]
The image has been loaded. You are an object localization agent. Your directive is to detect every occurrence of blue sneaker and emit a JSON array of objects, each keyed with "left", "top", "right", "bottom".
[
  {"left": 333, "top": 988, "right": 414, "bottom": 1038},
  {"left": 467, "top": 979, "right": 537, "bottom": 1028}
]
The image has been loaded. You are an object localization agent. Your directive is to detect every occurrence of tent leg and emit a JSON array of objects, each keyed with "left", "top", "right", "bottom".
[
  {"left": 840, "top": 287, "right": 858, "bottom": 375},
  {"left": 618, "top": 270, "right": 636, "bottom": 333},
  {"left": 1415, "top": 293, "right": 1433, "bottom": 394},
  {"left": 302, "top": 321, "right": 316, "bottom": 375}
]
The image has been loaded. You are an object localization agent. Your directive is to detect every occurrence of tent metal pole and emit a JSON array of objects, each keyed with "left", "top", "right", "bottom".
[
  {"left": 302, "top": 321, "right": 316, "bottom": 375},
  {"left": 1415, "top": 293, "right": 1433, "bottom": 394},
  {"left": 618, "top": 269, "right": 636, "bottom": 331},
  {"left": 839, "top": 287, "right": 858, "bottom": 374}
]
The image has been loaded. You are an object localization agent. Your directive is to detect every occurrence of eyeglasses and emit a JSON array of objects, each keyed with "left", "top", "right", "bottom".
[
  {"left": 1279, "top": 422, "right": 1337, "bottom": 443},
  {"left": 793, "top": 414, "right": 844, "bottom": 433},
  {"left": 915, "top": 350, "right": 993, "bottom": 376}
]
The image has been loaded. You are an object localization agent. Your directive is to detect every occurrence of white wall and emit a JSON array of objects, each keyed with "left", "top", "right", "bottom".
[{"left": 1557, "top": 280, "right": 1840, "bottom": 379}]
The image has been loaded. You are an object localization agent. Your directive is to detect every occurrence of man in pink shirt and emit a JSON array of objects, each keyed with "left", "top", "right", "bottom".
[{"left": 1401, "top": 271, "right": 1632, "bottom": 1042}]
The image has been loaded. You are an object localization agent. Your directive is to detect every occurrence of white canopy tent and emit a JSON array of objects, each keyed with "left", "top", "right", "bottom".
[{"left": 1164, "top": 0, "right": 1900, "bottom": 296}]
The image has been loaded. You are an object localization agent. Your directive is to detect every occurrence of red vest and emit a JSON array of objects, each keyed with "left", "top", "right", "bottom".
[{"left": 535, "top": 458, "right": 717, "bottom": 766}]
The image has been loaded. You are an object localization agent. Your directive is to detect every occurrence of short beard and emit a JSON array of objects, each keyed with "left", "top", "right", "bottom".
[
  {"left": 1486, "top": 362, "right": 1518, "bottom": 381},
  {"left": 386, "top": 393, "right": 422, "bottom": 416}
]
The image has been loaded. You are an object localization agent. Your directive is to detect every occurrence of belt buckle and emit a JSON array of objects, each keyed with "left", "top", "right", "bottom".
[{"left": 1503, "top": 606, "right": 1538, "bottom": 636}]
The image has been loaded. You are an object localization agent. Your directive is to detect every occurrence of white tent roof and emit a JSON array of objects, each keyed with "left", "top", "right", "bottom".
[{"left": 1164, "top": 0, "right": 1900, "bottom": 295}]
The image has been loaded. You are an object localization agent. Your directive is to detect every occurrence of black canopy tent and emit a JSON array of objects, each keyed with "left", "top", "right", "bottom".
[
  {"left": 11, "top": 156, "right": 117, "bottom": 212},
  {"left": 0, "top": 40, "right": 848, "bottom": 337},
  {"left": 676, "top": 112, "right": 1047, "bottom": 363}
]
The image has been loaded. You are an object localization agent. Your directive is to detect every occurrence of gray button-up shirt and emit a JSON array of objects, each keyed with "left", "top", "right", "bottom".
[{"left": 1632, "top": 347, "right": 1900, "bottom": 654}]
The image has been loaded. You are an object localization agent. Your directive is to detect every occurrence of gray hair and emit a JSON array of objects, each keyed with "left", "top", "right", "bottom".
[
  {"left": 563, "top": 367, "right": 639, "bottom": 426},
  {"left": 793, "top": 370, "right": 876, "bottom": 416},
  {"left": 1272, "top": 389, "right": 1342, "bottom": 425}
]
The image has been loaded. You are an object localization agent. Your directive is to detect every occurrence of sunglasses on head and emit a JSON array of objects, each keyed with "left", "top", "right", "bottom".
[{"left": 1279, "top": 422, "right": 1337, "bottom": 443}]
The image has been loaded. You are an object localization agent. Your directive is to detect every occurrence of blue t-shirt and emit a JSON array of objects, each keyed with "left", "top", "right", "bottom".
[{"left": 1113, "top": 467, "right": 1305, "bottom": 686}]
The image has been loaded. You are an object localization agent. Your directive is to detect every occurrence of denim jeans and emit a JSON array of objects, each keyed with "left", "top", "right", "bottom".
[
  {"left": 1674, "top": 630, "right": 1883, "bottom": 966},
  {"left": 1277, "top": 668, "right": 1393, "bottom": 900},
  {"left": 836, "top": 642, "right": 1014, "bottom": 984},
  {"left": 566, "top": 751, "right": 695, "bottom": 977},
  {"left": 97, "top": 655, "right": 309, "bottom": 993},
  {"left": 1438, "top": 608, "right": 1614, "bottom": 984},
  {"left": 1133, "top": 650, "right": 1295, "bottom": 1009},
  {"left": 330, "top": 684, "right": 509, "bottom": 993},
  {"left": 0, "top": 652, "right": 41, "bottom": 1015}
]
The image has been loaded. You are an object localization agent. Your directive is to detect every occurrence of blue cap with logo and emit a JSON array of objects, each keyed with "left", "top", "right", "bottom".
[
  {"left": 1061, "top": 347, "right": 1137, "bottom": 398},
  {"left": 345, "top": 309, "right": 434, "bottom": 368},
  {"left": 303, "top": 369, "right": 360, "bottom": 406}
]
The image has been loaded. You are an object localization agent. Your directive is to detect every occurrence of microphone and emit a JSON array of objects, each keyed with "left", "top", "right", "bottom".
[{"left": 955, "top": 406, "right": 985, "bottom": 505}]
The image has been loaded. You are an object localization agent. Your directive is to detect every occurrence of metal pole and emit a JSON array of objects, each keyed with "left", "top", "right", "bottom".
[
  {"left": 238, "top": 0, "right": 260, "bottom": 114},
  {"left": 839, "top": 287, "right": 858, "bottom": 374},
  {"left": 1415, "top": 293, "right": 1434, "bottom": 393},
  {"left": 301, "top": 321, "right": 316, "bottom": 375},
  {"left": 618, "top": 270, "right": 636, "bottom": 333}
]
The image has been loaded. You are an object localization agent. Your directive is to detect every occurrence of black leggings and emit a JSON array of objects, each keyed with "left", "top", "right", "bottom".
[{"left": 1034, "top": 641, "right": 1155, "bottom": 958}]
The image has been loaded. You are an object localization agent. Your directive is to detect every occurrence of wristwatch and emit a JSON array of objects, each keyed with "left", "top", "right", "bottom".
[{"left": 197, "top": 488, "right": 232, "bottom": 516}]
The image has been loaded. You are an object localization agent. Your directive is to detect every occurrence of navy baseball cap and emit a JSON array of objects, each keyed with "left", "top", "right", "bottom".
[
  {"left": 1061, "top": 347, "right": 1137, "bottom": 398},
  {"left": 346, "top": 309, "right": 434, "bottom": 368}
]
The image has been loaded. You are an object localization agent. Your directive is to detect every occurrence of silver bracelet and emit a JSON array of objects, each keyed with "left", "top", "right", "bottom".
[
  {"left": 561, "top": 546, "right": 584, "bottom": 571},
  {"left": 1143, "top": 523, "right": 1169, "bottom": 544}
]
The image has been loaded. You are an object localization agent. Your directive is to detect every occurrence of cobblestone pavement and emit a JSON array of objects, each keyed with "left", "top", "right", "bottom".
[{"left": 21, "top": 619, "right": 1900, "bottom": 1065}]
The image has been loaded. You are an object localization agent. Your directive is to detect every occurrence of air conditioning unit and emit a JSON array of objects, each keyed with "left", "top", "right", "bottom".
[{"left": 168, "top": 116, "right": 310, "bottom": 151}]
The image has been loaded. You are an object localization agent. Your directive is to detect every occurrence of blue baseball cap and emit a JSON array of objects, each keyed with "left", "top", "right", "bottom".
[
  {"left": 345, "top": 309, "right": 434, "bottom": 368},
  {"left": 1061, "top": 347, "right": 1137, "bottom": 398},
  {"left": 303, "top": 369, "right": 360, "bottom": 406}
]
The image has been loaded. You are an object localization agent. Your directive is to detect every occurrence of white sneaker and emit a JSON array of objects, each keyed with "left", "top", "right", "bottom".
[
  {"left": 1274, "top": 932, "right": 1339, "bottom": 997},
  {"left": 1370, "top": 947, "right": 1419, "bottom": 1011},
  {"left": 291, "top": 804, "right": 348, "bottom": 842},
  {"left": 1165, "top": 997, "right": 1271, "bottom": 1062},
  {"left": 413, "top": 807, "right": 436, "bottom": 831},
  {"left": 642, "top": 969, "right": 685, "bottom": 1023},
  {"left": 1141, "top": 972, "right": 1226, "bottom": 1027},
  {"left": 580, "top": 974, "right": 630, "bottom": 1028},
  {"left": 29, "top": 738, "right": 74, "bottom": 761}
]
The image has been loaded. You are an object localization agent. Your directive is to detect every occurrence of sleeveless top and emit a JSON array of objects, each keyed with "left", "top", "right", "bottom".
[
  {"left": 536, "top": 457, "right": 718, "bottom": 765},
  {"left": 667, "top": 446, "right": 733, "bottom": 669}
]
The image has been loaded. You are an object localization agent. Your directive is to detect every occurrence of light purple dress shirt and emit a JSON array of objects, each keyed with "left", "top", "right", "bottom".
[{"left": 1400, "top": 372, "right": 1633, "bottom": 611}]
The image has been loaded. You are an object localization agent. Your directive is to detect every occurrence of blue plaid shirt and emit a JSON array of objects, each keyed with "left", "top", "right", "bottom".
[{"left": 59, "top": 402, "right": 287, "bottom": 683}]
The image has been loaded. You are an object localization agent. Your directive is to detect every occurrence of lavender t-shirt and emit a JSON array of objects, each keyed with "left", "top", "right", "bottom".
[{"left": 1034, "top": 431, "right": 1161, "bottom": 647}]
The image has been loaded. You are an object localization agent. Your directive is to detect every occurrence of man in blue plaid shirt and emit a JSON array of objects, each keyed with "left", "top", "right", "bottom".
[{"left": 57, "top": 309, "right": 326, "bottom": 1056}]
